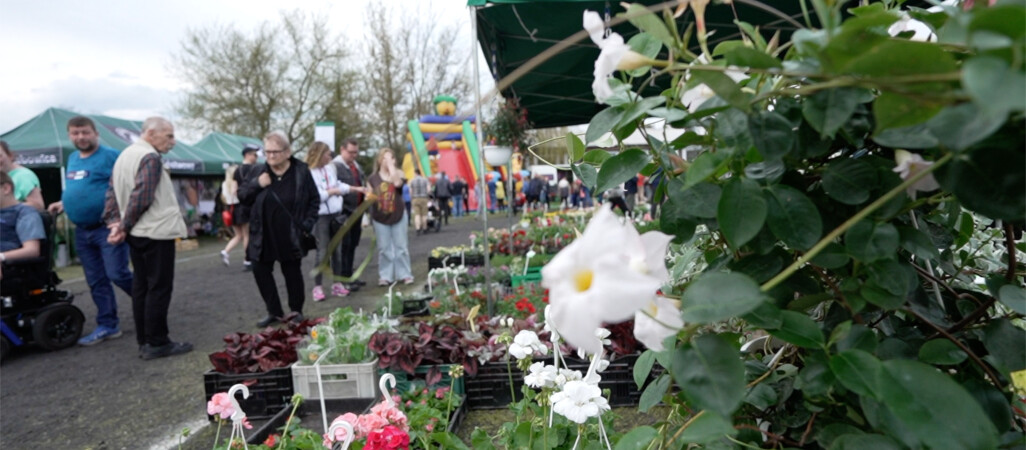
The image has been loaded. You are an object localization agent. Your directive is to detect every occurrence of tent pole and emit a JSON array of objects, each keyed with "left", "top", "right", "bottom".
[{"left": 471, "top": 4, "right": 494, "bottom": 316}]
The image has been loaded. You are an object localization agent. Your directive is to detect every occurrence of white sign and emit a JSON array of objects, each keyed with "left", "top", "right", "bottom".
[{"left": 315, "top": 122, "right": 335, "bottom": 151}]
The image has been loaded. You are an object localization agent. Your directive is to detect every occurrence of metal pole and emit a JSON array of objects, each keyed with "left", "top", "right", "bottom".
[{"left": 471, "top": 5, "right": 493, "bottom": 316}]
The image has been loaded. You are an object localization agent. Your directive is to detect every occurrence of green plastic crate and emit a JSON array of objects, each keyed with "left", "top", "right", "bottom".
[{"left": 511, "top": 267, "right": 543, "bottom": 287}]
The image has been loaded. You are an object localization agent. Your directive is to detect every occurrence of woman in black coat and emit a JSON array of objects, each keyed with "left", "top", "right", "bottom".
[{"left": 238, "top": 132, "right": 319, "bottom": 327}]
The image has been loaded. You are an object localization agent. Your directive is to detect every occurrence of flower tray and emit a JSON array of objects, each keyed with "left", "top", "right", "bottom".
[
  {"left": 204, "top": 366, "right": 295, "bottom": 421},
  {"left": 291, "top": 359, "right": 378, "bottom": 400},
  {"left": 246, "top": 398, "right": 375, "bottom": 445}
]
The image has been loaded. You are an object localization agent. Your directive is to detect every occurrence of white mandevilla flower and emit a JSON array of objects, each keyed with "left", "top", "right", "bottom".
[
  {"left": 679, "top": 63, "right": 748, "bottom": 112},
  {"left": 893, "top": 149, "right": 940, "bottom": 199},
  {"left": 524, "top": 362, "right": 558, "bottom": 389},
  {"left": 584, "top": 10, "right": 652, "bottom": 102},
  {"left": 508, "top": 330, "right": 547, "bottom": 360},
  {"left": 634, "top": 296, "right": 685, "bottom": 351},
  {"left": 542, "top": 205, "right": 673, "bottom": 354},
  {"left": 551, "top": 380, "right": 611, "bottom": 424},
  {"left": 888, "top": 13, "right": 936, "bottom": 42}
]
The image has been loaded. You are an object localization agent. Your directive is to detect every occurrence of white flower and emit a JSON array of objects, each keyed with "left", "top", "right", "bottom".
[
  {"left": 577, "top": 328, "right": 613, "bottom": 359},
  {"left": 888, "top": 13, "right": 936, "bottom": 42},
  {"left": 542, "top": 205, "right": 673, "bottom": 354},
  {"left": 554, "top": 368, "right": 583, "bottom": 388},
  {"left": 679, "top": 64, "right": 748, "bottom": 112},
  {"left": 893, "top": 149, "right": 940, "bottom": 199},
  {"left": 551, "top": 380, "right": 611, "bottom": 424},
  {"left": 584, "top": 10, "right": 650, "bottom": 102},
  {"left": 524, "top": 362, "right": 558, "bottom": 389},
  {"left": 634, "top": 296, "right": 685, "bottom": 351},
  {"left": 508, "top": 330, "right": 548, "bottom": 360}
]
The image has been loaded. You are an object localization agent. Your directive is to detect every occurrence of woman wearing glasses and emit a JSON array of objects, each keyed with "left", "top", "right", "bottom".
[{"left": 238, "top": 132, "right": 319, "bottom": 328}]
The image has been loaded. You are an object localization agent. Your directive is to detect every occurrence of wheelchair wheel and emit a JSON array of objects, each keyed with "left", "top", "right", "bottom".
[{"left": 32, "top": 304, "right": 84, "bottom": 351}]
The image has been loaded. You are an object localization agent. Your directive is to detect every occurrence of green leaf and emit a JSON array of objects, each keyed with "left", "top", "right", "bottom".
[
  {"left": 586, "top": 107, "right": 625, "bottom": 144},
  {"left": 802, "top": 87, "right": 866, "bottom": 139},
  {"left": 623, "top": 3, "right": 676, "bottom": 49},
  {"left": 596, "top": 149, "right": 651, "bottom": 193},
  {"left": 866, "top": 260, "right": 912, "bottom": 296},
  {"left": 770, "top": 310, "right": 825, "bottom": 348},
  {"left": 728, "top": 252, "right": 784, "bottom": 283},
  {"left": 681, "top": 271, "right": 767, "bottom": 324},
  {"left": 816, "top": 424, "right": 866, "bottom": 449},
  {"left": 639, "top": 373, "right": 670, "bottom": 413},
  {"left": 582, "top": 149, "right": 611, "bottom": 165},
  {"left": 619, "top": 96, "right": 667, "bottom": 128},
  {"left": 860, "top": 281, "right": 905, "bottom": 310},
  {"left": 572, "top": 162, "right": 598, "bottom": 189},
  {"left": 744, "top": 383, "right": 778, "bottom": 410},
  {"left": 512, "top": 422, "right": 533, "bottom": 448},
  {"left": 715, "top": 108, "right": 753, "bottom": 152},
  {"left": 430, "top": 432, "right": 471, "bottom": 450},
  {"left": 873, "top": 92, "right": 943, "bottom": 133},
  {"left": 827, "top": 320, "right": 852, "bottom": 349},
  {"left": 678, "top": 411, "right": 738, "bottom": 444},
  {"left": 748, "top": 111, "right": 794, "bottom": 161},
  {"left": 659, "top": 199, "right": 698, "bottom": 241},
  {"left": 691, "top": 70, "right": 751, "bottom": 111},
  {"left": 566, "top": 132, "right": 585, "bottom": 162},
  {"left": 613, "top": 426, "right": 659, "bottom": 450},
  {"left": 830, "top": 349, "right": 883, "bottom": 400},
  {"left": 845, "top": 220, "right": 899, "bottom": 263},
  {"left": 634, "top": 350, "right": 656, "bottom": 389},
  {"left": 998, "top": 284, "right": 1026, "bottom": 315},
  {"left": 925, "top": 103, "right": 1006, "bottom": 152},
  {"left": 625, "top": 33, "right": 662, "bottom": 77},
  {"left": 671, "top": 334, "right": 747, "bottom": 417},
  {"left": 934, "top": 134, "right": 1026, "bottom": 222},
  {"left": 872, "top": 123, "right": 939, "bottom": 149},
  {"left": 764, "top": 184, "right": 823, "bottom": 251},
  {"left": 797, "top": 352, "right": 836, "bottom": 397},
  {"left": 963, "top": 56, "right": 1026, "bottom": 118},
  {"left": 981, "top": 319, "right": 1026, "bottom": 375},
  {"left": 811, "top": 242, "right": 851, "bottom": 269},
  {"left": 742, "top": 301, "right": 783, "bottom": 329},
  {"left": 717, "top": 178, "right": 767, "bottom": 248},
  {"left": 879, "top": 359, "right": 1000, "bottom": 449},
  {"left": 471, "top": 428, "right": 497, "bottom": 450},
  {"left": 897, "top": 226, "right": 940, "bottom": 261},
  {"left": 918, "top": 339, "right": 968, "bottom": 365},
  {"left": 683, "top": 151, "right": 727, "bottom": 189},
  {"left": 829, "top": 434, "right": 904, "bottom": 450},
  {"left": 675, "top": 182, "right": 721, "bottom": 219},
  {"left": 822, "top": 158, "right": 877, "bottom": 205},
  {"left": 725, "top": 46, "right": 782, "bottom": 69}
]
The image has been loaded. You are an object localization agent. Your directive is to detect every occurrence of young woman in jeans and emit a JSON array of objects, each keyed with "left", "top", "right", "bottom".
[
  {"left": 305, "top": 142, "right": 367, "bottom": 301},
  {"left": 367, "top": 148, "right": 413, "bottom": 285}
]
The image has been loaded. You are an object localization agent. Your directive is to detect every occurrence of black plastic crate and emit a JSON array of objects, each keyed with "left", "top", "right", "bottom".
[
  {"left": 465, "top": 361, "right": 529, "bottom": 410},
  {"left": 428, "top": 254, "right": 486, "bottom": 270},
  {"left": 400, "top": 296, "right": 432, "bottom": 317},
  {"left": 204, "top": 367, "right": 295, "bottom": 420},
  {"left": 563, "top": 353, "right": 649, "bottom": 407}
]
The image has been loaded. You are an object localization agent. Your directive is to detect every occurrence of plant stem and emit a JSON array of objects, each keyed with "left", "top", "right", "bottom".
[
  {"left": 906, "top": 307, "right": 1004, "bottom": 388},
  {"left": 275, "top": 400, "right": 303, "bottom": 450},
  {"left": 761, "top": 152, "right": 954, "bottom": 292},
  {"left": 211, "top": 420, "right": 222, "bottom": 450},
  {"left": 445, "top": 377, "right": 455, "bottom": 429},
  {"left": 506, "top": 357, "right": 517, "bottom": 421},
  {"left": 667, "top": 410, "right": 705, "bottom": 445}
]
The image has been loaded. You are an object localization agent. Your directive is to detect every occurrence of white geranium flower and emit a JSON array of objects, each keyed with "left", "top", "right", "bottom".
[
  {"left": 551, "top": 380, "right": 611, "bottom": 424},
  {"left": 893, "top": 149, "right": 940, "bottom": 199},
  {"left": 542, "top": 205, "right": 672, "bottom": 354},
  {"left": 524, "top": 362, "right": 558, "bottom": 389},
  {"left": 577, "top": 328, "right": 613, "bottom": 359},
  {"left": 555, "top": 368, "right": 583, "bottom": 388},
  {"left": 888, "top": 13, "right": 936, "bottom": 42},
  {"left": 634, "top": 296, "right": 684, "bottom": 351},
  {"left": 508, "top": 330, "right": 548, "bottom": 360}
]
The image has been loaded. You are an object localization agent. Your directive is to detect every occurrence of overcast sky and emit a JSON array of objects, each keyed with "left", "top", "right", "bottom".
[{"left": 0, "top": 0, "right": 491, "bottom": 141}]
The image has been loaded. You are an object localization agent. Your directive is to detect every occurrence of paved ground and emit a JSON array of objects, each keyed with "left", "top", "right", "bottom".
[{"left": 0, "top": 213, "right": 508, "bottom": 450}]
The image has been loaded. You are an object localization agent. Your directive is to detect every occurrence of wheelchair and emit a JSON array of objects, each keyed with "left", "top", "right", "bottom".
[{"left": 0, "top": 211, "right": 82, "bottom": 361}]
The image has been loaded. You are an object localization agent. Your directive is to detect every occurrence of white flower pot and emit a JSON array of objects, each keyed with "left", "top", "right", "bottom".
[{"left": 482, "top": 145, "right": 513, "bottom": 166}]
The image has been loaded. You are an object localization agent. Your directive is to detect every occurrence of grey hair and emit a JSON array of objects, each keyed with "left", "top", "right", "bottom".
[
  {"left": 142, "top": 117, "right": 172, "bottom": 132},
  {"left": 263, "top": 131, "right": 291, "bottom": 151}
]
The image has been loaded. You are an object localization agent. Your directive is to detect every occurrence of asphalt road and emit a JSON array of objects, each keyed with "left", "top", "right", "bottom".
[{"left": 0, "top": 213, "right": 507, "bottom": 450}]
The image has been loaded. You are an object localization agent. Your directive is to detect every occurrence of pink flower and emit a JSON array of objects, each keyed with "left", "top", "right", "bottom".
[
  {"left": 371, "top": 401, "right": 409, "bottom": 430},
  {"left": 425, "top": 423, "right": 435, "bottom": 432},
  {"left": 323, "top": 413, "right": 359, "bottom": 448},
  {"left": 435, "top": 387, "right": 450, "bottom": 399},
  {"left": 207, "top": 392, "right": 235, "bottom": 420},
  {"left": 242, "top": 417, "right": 252, "bottom": 430},
  {"left": 366, "top": 425, "right": 410, "bottom": 450},
  {"left": 357, "top": 412, "right": 390, "bottom": 436}
]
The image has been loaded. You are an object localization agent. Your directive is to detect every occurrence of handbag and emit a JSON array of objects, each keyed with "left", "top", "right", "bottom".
[
  {"left": 268, "top": 190, "right": 317, "bottom": 256},
  {"left": 221, "top": 205, "right": 234, "bottom": 227}
]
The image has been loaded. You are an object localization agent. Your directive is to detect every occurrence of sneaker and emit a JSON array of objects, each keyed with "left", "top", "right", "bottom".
[
  {"left": 312, "top": 286, "right": 325, "bottom": 302},
  {"left": 331, "top": 283, "right": 350, "bottom": 297},
  {"left": 78, "top": 327, "right": 123, "bottom": 346},
  {"left": 288, "top": 312, "right": 305, "bottom": 324},
  {"left": 220, "top": 250, "right": 230, "bottom": 266},
  {"left": 256, "top": 316, "right": 280, "bottom": 328},
  {"left": 242, "top": 261, "right": 253, "bottom": 272},
  {"left": 402, "top": 277, "right": 414, "bottom": 285},
  {"left": 378, "top": 279, "right": 391, "bottom": 287},
  {"left": 140, "top": 341, "right": 193, "bottom": 360},
  {"left": 352, "top": 280, "right": 366, "bottom": 287}
]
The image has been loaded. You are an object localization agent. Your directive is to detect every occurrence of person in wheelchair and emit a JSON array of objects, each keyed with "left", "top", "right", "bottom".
[{"left": 0, "top": 171, "right": 44, "bottom": 274}]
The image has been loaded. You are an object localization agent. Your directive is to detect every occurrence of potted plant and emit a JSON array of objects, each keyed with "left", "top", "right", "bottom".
[
  {"left": 292, "top": 307, "right": 388, "bottom": 400},
  {"left": 484, "top": 97, "right": 532, "bottom": 166}
]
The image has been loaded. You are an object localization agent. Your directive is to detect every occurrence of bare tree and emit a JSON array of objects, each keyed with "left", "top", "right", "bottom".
[
  {"left": 361, "top": 2, "right": 473, "bottom": 153},
  {"left": 172, "top": 11, "right": 361, "bottom": 150}
]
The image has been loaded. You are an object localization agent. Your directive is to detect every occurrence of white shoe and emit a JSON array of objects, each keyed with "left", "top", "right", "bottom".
[{"left": 220, "top": 250, "right": 229, "bottom": 266}]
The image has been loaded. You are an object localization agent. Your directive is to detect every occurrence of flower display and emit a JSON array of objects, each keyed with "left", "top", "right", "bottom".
[
  {"left": 550, "top": 380, "right": 611, "bottom": 424},
  {"left": 542, "top": 204, "right": 672, "bottom": 353}
]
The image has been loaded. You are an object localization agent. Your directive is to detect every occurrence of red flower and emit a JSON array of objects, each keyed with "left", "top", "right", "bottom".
[
  {"left": 366, "top": 424, "right": 410, "bottom": 450},
  {"left": 263, "top": 434, "right": 279, "bottom": 447}
]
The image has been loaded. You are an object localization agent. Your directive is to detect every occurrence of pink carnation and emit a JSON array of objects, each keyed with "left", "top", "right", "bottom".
[
  {"left": 206, "top": 392, "right": 235, "bottom": 420},
  {"left": 371, "top": 401, "right": 409, "bottom": 430}
]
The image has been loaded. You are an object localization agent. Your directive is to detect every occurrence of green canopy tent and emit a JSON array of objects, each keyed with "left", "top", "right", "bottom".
[
  {"left": 1, "top": 107, "right": 236, "bottom": 176},
  {"left": 192, "top": 132, "right": 264, "bottom": 164},
  {"left": 468, "top": 0, "right": 809, "bottom": 128}
]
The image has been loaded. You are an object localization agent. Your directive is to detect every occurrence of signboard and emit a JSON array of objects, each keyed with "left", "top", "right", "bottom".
[
  {"left": 13, "top": 147, "right": 61, "bottom": 168},
  {"left": 315, "top": 121, "right": 335, "bottom": 151}
]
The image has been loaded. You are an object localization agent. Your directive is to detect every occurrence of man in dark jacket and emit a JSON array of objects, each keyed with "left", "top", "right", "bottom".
[
  {"left": 433, "top": 171, "right": 452, "bottom": 225},
  {"left": 238, "top": 132, "right": 319, "bottom": 327},
  {"left": 332, "top": 138, "right": 366, "bottom": 291}
]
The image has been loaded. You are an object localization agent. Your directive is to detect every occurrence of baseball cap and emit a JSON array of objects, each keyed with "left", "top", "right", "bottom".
[{"left": 242, "top": 144, "right": 261, "bottom": 156}]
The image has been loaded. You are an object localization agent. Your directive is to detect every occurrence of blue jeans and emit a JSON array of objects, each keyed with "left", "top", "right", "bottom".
[
  {"left": 452, "top": 195, "right": 464, "bottom": 216},
  {"left": 76, "top": 225, "right": 133, "bottom": 329},
  {"left": 372, "top": 212, "right": 412, "bottom": 282}
]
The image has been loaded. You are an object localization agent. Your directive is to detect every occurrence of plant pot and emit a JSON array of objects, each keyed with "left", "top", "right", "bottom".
[{"left": 482, "top": 145, "right": 513, "bottom": 166}]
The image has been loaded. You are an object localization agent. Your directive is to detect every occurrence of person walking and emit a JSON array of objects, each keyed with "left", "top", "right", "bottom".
[
  {"left": 239, "top": 132, "right": 319, "bottom": 327},
  {"left": 433, "top": 171, "right": 452, "bottom": 225},
  {"left": 306, "top": 141, "right": 365, "bottom": 302},
  {"left": 0, "top": 140, "right": 44, "bottom": 210},
  {"left": 333, "top": 138, "right": 366, "bottom": 291},
  {"left": 557, "top": 176, "right": 570, "bottom": 209},
  {"left": 451, "top": 175, "right": 465, "bottom": 217},
  {"left": 367, "top": 148, "right": 413, "bottom": 286},
  {"left": 103, "top": 117, "right": 191, "bottom": 360},
  {"left": 409, "top": 168, "right": 430, "bottom": 234},
  {"left": 219, "top": 166, "right": 243, "bottom": 265},
  {"left": 232, "top": 144, "right": 260, "bottom": 271},
  {"left": 46, "top": 116, "right": 134, "bottom": 346}
]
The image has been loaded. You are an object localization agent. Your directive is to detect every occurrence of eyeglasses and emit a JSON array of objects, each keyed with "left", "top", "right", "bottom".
[{"left": 265, "top": 149, "right": 287, "bottom": 156}]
